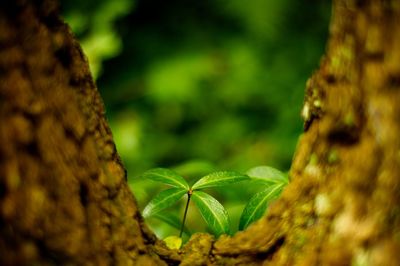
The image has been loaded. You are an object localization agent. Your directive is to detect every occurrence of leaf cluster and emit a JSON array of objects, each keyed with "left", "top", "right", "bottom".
[
  {"left": 142, "top": 168, "right": 249, "bottom": 236},
  {"left": 142, "top": 165, "right": 288, "bottom": 238}
]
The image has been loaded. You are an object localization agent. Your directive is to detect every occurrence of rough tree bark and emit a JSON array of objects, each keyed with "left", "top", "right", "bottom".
[
  {"left": 0, "top": 0, "right": 399, "bottom": 265},
  {"left": 0, "top": 1, "right": 160, "bottom": 265}
]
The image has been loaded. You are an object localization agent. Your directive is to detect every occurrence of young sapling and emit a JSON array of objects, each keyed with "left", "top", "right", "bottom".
[{"left": 142, "top": 168, "right": 249, "bottom": 241}]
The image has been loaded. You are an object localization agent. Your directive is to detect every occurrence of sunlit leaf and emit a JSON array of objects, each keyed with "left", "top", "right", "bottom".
[
  {"left": 192, "top": 171, "right": 250, "bottom": 190},
  {"left": 142, "top": 168, "right": 189, "bottom": 190},
  {"left": 153, "top": 213, "right": 191, "bottom": 237},
  {"left": 143, "top": 188, "right": 187, "bottom": 218},
  {"left": 246, "top": 166, "right": 288, "bottom": 185},
  {"left": 239, "top": 183, "right": 285, "bottom": 230},
  {"left": 163, "top": 236, "right": 182, "bottom": 249},
  {"left": 191, "top": 191, "right": 230, "bottom": 236}
]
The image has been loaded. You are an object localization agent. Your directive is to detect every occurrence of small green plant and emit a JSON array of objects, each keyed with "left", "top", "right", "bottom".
[
  {"left": 239, "top": 166, "right": 289, "bottom": 230},
  {"left": 142, "top": 168, "right": 249, "bottom": 237},
  {"left": 141, "top": 165, "right": 289, "bottom": 247}
]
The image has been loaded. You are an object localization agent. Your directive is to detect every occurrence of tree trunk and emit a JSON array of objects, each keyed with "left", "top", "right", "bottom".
[
  {"left": 1, "top": 0, "right": 399, "bottom": 265},
  {"left": 0, "top": 1, "right": 161, "bottom": 265}
]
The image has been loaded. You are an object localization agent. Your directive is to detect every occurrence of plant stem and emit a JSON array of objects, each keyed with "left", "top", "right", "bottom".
[{"left": 179, "top": 190, "right": 192, "bottom": 238}]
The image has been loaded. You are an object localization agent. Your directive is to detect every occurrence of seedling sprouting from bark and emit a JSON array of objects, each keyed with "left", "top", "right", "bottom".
[
  {"left": 142, "top": 168, "right": 249, "bottom": 237},
  {"left": 239, "top": 166, "right": 289, "bottom": 230}
]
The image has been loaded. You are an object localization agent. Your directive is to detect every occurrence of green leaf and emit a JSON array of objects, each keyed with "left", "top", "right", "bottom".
[
  {"left": 191, "top": 171, "right": 250, "bottom": 190},
  {"left": 143, "top": 188, "right": 187, "bottom": 218},
  {"left": 142, "top": 168, "right": 189, "bottom": 190},
  {"left": 246, "top": 166, "right": 288, "bottom": 185},
  {"left": 152, "top": 213, "right": 192, "bottom": 237},
  {"left": 239, "top": 183, "right": 285, "bottom": 230},
  {"left": 191, "top": 191, "right": 230, "bottom": 236}
]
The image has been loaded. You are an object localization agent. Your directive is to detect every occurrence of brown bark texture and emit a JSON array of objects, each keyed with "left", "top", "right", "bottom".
[
  {"left": 1, "top": 0, "right": 400, "bottom": 265},
  {"left": 0, "top": 0, "right": 161, "bottom": 265}
]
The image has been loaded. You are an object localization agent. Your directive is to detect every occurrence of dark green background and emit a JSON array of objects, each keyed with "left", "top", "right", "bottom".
[{"left": 61, "top": 0, "right": 330, "bottom": 239}]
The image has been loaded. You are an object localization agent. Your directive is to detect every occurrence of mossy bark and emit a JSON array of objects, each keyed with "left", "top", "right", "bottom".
[{"left": 1, "top": 0, "right": 400, "bottom": 265}]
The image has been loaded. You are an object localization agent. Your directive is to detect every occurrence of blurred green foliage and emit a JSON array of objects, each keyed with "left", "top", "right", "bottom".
[{"left": 61, "top": 0, "right": 330, "bottom": 238}]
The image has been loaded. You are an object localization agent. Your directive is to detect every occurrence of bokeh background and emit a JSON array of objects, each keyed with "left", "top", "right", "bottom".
[{"left": 60, "top": 0, "right": 330, "bottom": 239}]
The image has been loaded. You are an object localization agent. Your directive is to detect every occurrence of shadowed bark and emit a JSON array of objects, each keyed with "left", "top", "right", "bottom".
[
  {"left": 1, "top": 0, "right": 399, "bottom": 265},
  {"left": 0, "top": 1, "right": 161, "bottom": 265}
]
